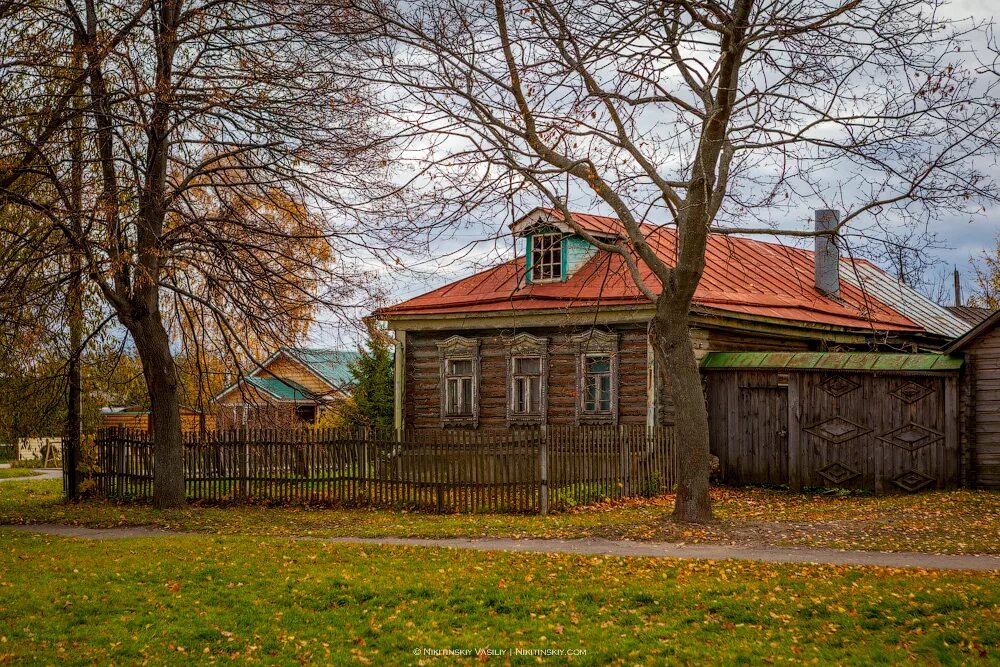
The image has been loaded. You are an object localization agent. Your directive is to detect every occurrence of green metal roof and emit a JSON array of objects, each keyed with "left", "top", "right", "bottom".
[
  {"left": 700, "top": 351, "right": 963, "bottom": 372},
  {"left": 245, "top": 376, "right": 313, "bottom": 400},
  {"left": 281, "top": 348, "right": 359, "bottom": 389}
]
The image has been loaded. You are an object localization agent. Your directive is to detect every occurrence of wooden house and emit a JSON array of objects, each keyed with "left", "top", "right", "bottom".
[
  {"left": 947, "top": 310, "right": 1000, "bottom": 488},
  {"left": 100, "top": 405, "right": 214, "bottom": 433},
  {"left": 378, "top": 208, "right": 969, "bottom": 437},
  {"left": 213, "top": 347, "right": 358, "bottom": 429}
]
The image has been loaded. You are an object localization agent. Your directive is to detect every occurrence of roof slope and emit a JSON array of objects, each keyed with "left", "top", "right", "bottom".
[
  {"left": 281, "top": 348, "right": 359, "bottom": 390},
  {"left": 948, "top": 305, "right": 994, "bottom": 327},
  {"left": 382, "top": 210, "right": 959, "bottom": 336},
  {"left": 945, "top": 309, "right": 1000, "bottom": 352},
  {"left": 701, "top": 351, "right": 963, "bottom": 372}
]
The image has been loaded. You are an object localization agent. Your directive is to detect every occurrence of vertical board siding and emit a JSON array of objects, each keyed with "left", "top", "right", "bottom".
[
  {"left": 967, "top": 329, "right": 1000, "bottom": 487},
  {"left": 706, "top": 369, "right": 961, "bottom": 493},
  {"left": 74, "top": 426, "right": 675, "bottom": 513}
]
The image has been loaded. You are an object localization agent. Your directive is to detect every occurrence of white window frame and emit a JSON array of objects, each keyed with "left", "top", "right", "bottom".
[
  {"left": 437, "top": 336, "right": 481, "bottom": 427},
  {"left": 530, "top": 233, "right": 562, "bottom": 282}
]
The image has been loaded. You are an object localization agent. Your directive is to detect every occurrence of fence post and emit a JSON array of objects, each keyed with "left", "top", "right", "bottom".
[
  {"left": 620, "top": 428, "right": 630, "bottom": 497},
  {"left": 539, "top": 437, "right": 548, "bottom": 516},
  {"left": 239, "top": 428, "right": 249, "bottom": 501}
]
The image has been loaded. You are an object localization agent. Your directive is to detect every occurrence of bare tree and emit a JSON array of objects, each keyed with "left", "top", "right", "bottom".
[
  {"left": 0, "top": 0, "right": 395, "bottom": 507},
  {"left": 351, "top": 0, "right": 1000, "bottom": 521}
]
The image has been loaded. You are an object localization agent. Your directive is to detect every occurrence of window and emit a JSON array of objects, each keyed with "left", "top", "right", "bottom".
[
  {"left": 511, "top": 357, "right": 542, "bottom": 415},
  {"left": 295, "top": 404, "right": 316, "bottom": 424},
  {"left": 572, "top": 329, "right": 619, "bottom": 425},
  {"left": 530, "top": 233, "right": 562, "bottom": 281},
  {"left": 444, "top": 358, "right": 474, "bottom": 416},
  {"left": 437, "top": 336, "right": 480, "bottom": 427},
  {"left": 583, "top": 355, "right": 612, "bottom": 413},
  {"left": 506, "top": 333, "right": 548, "bottom": 425}
]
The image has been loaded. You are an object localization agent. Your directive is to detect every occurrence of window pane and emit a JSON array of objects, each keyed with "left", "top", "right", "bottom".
[
  {"left": 446, "top": 378, "right": 460, "bottom": 413},
  {"left": 587, "top": 356, "right": 610, "bottom": 373},
  {"left": 449, "top": 359, "right": 472, "bottom": 376},
  {"left": 461, "top": 377, "right": 473, "bottom": 413},
  {"left": 529, "top": 377, "right": 540, "bottom": 413},
  {"left": 514, "top": 357, "right": 540, "bottom": 374},
  {"left": 513, "top": 377, "right": 526, "bottom": 413}
]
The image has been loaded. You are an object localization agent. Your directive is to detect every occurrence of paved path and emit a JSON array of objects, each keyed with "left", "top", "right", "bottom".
[
  {"left": 0, "top": 466, "right": 62, "bottom": 483},
  {"left": 4, "top": 524, "right": 999, "bottom": 571}
]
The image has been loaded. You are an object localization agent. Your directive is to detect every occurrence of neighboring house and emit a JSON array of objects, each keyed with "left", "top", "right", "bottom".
[
  {"left": 100, "top": 405, "right": 214, "bottom": 433},
  {"left": 947, "top": 309, "right": 1000, "bottom": 488},
  {"left": 213, "top": 347, "right": 358, "bottom": 429},
  {"left": 378, "top": 208, "right": 970, "bottom": 431}
]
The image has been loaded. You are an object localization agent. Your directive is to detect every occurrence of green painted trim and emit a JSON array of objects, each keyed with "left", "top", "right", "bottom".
[
  {"left": 560, "top": 237, "right": 568, "bottom": 282},
  {"left": 700, "top": 351, "right": 963, "bottom": 372},
  {"left": 525, "top": 234, "right": 533, "bottom": 285}
]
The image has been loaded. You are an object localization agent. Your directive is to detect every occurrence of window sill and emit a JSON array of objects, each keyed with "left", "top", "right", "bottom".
[
  {"left": 441, "top": 417, "right": 477, "bottom": 428},
  {"left": 577, "top": 414, "right": 616, "bottom": 426}
]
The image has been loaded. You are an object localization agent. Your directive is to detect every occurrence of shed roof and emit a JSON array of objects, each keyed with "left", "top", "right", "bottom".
[
  {"left": 700, "top": 351, "right": 963, "bottom": 372},
  {"left": 945, "top": 309, "right": 1000, "bottom": 352},
  {"left": 381, "top": 209, "right": 960, "bottom": 339},
  {"left": 244, "top": 376, "right": 314, "bottom": 401}
]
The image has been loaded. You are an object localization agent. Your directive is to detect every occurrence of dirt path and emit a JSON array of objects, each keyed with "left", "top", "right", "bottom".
[{"left": 5, "top": 524, "right": 999, "bottom": 571}]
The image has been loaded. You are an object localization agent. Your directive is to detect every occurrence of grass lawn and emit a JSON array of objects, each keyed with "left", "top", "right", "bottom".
[
  {"left": 0, "top": 469, "right": 40, "bottom": 480},
  {"left": 1, "top": 529, "right": 997, "bottom": 665},
  {"left": 1, "top": 478, "right": 998, "bottom": 555}
]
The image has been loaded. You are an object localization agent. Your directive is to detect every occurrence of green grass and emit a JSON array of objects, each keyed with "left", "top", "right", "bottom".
[
  {"left": 0, "top": 469, "right": 40, "bottom": 480},
  {"left": 0, "top": 529, "right": 996, "bottom": 665},
  {"left": 2, "top": 478, "right": 999, "bottom": 554}
]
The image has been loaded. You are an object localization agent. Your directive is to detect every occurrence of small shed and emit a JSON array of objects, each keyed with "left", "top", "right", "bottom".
[
  {"left": 100, "top": 405, "right": 214, "bottom": 433},
  {"left": 702, "top": 352, "right": 963, "bottom": 493},
  {"left": 946, "top": 310, "right": 1000, "bottom": 488}
]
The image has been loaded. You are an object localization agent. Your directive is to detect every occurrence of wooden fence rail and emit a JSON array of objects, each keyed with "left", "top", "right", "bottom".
[{"left": 70, "top": 426, "right": 676, "bottom": 513}]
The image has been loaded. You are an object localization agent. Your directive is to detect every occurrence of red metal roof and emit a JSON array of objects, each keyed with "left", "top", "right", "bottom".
[{"left": 381, "top": 211, "right": 924, "bottom": 333}]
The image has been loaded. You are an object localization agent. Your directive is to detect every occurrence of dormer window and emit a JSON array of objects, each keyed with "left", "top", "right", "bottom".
[{"left": 530, "top": 233, "right": 562, "bottom": 282}]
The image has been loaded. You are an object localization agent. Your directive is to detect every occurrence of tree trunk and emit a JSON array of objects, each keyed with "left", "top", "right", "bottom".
[
  {"left": 128, "top": 314, "right": 184, "bottom": 509},
  {"left": 653, "top": 303, "right": 712, "bottom": 523},
  {"left": 66, "top": 264, "right": 82, "bottom": 501}
]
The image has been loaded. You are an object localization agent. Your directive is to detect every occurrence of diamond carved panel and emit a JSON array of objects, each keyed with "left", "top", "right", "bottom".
[
  {"left": 892, "top": 469, "right": 935, "bottom": 492},
  {"left": 818, "top": 375, "right": 860, "bottom": 398},
  {"left": 804, "top": 416, "right": 872, "bottom": 444},
  {"left": 890, "top": 381, "right": 934, "bottom": 404},
  {"left": 876, "top": 423, "right": 943, "bottom": 451},
  {"left": 817, "top": 461, "right": 860, "bottom": 486}
]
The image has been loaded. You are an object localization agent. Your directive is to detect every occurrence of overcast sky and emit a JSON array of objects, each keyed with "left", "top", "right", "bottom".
[{"left": 316, "top": 0, "right": 1000, "bottom": 348}]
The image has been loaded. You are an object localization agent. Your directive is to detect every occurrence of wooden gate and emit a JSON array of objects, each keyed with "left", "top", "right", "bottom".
[
  {"left": 736, "top": 386, "right": 788, "bottom": 485},
  {"left": 703, "top": 352, "right": 963, "bottom": 493}
]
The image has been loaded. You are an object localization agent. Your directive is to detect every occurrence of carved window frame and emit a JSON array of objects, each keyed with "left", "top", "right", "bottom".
[
  {"left": 505, "top": 333, "right": 549, "bottom": 426},
  {"left": 437, "top": 335, "right": 481, "bottom": 428},
  {"left": 573, "top": 329, "right": 620, "bottom": 425}
]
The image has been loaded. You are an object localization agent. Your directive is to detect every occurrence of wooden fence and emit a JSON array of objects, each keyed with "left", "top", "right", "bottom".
[{"left": 74, "top": 426, "right": 676, "bottom": 513}]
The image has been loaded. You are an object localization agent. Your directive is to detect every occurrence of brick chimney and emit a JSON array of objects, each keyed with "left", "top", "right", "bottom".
[{"left": 814, "top": 209, "right": 840, "bottom": 298}]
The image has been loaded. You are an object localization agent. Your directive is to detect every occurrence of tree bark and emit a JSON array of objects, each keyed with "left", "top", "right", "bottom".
[
  {"left": 652, "top": 304, "right": 712, "bottom": 523},
  {"left": 127, "top": 313, "right": 184, "bottom": 509}
]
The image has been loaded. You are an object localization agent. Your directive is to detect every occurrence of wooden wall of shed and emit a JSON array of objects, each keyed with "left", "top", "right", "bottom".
[
  {"left": 965, "top": 326, "right": 1000, "bottom": 488},
  {"left": 706, "top": 369, "right": 961, "bottom": 492},
  {"left": 404, "top": 326, "right": 650, "bottom": 429},
  {"left": 101, "top": 411, "right": 214, "bottom": 433}
]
